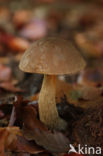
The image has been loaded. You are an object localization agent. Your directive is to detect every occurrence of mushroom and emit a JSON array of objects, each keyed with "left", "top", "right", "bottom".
[{"left": 19, "top": 37, "right": 86, "bottom": 130}]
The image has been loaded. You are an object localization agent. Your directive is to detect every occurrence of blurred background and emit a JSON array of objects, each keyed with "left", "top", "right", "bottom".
[{"left": 0, "top": 0, "right": 103, "bottom": 100}]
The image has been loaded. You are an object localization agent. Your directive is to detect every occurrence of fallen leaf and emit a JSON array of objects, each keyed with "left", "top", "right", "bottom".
[
  {"left": 0, "top": 126, "right": 44, "bottom": 155},
  {"left": 11, "top": 135, "right": 44, "bottom": 154},
  {"left": 0, "top": 127, "right": 21, "bottom": 156},
  {"left": 0, "top": 82, "right": 22, "bottom": 92},
  {"left": 71, "top": 95, "right": 103, "bottom": 109},
  {"left": 23, "top": 105, "right": 70, "bottom": 153},
  {"left": 72, "top": 84, "right": 101, "bottom": 100},
  {"left": 11, "top": 97, "right": 69, "bottom": 153},
  {"left": 8, "top": 37, "right": 30, "bottom": 52}
]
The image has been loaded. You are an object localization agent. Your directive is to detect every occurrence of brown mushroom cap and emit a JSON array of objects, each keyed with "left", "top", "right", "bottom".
[{"left": 19, "top": 37, "right": 86, "bottom": 75}]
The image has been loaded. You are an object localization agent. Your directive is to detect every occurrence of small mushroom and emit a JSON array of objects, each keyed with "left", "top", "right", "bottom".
[{"left": 19, "top": 37, "right": 86, "bottom": 130}]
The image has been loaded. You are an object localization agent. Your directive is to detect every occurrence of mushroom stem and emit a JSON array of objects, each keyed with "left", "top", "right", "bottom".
[{"left": 38, "top": 74, "right": 67, "bottom": 130}]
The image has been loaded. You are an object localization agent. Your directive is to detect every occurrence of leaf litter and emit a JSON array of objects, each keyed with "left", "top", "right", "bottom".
[{"left": 0, "top": 0, "right": 103, "bottom": 156}]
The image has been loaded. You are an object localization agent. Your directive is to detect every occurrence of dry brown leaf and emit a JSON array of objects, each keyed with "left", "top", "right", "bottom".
[
  {"left": 73, "top": 96, "right": 103, "bottom": 109},
  {"left": 13, "top": 97, "right": 69, "bottom": 153},
  {"left": 0, "top": 82, "right": 22, "bottom": 92},
  {"left": 12, "top": 135, "right": 44, "bottom": 154},
  {"left": 0, "top": 126, "right": 43, "bottom": 155},
  {"left": 23, "top": 105, "right": 70, "bottom": 153},
  {"left": 73, "top": 84, "right": 101, "bottom": 100},
  {"left": 0, "top": 127, "right": 21, "bottom": 156},
  {"left": 8, "top": 37, "right": 30, "bottom": 52}
]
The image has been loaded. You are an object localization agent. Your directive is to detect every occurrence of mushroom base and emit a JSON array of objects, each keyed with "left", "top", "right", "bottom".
[{"left": 38, "top": 74, "right": 67, "bottom": 130}]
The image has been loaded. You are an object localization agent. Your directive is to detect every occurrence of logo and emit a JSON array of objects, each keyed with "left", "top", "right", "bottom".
[{"left": 68, "top": 144, "right": 102, "bottom": 155}]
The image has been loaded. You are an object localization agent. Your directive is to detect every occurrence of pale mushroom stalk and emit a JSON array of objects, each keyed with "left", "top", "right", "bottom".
[{"left": 39, "top": 74, "right": 67, "bottom": 130}]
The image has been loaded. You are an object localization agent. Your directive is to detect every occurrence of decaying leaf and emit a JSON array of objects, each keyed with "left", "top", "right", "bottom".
[
  {"left": 11, "top": 135, "right": 44, "bottom": 154},
  {"left": 0, "top": 127, "right": 21, "bottom": 156},
  {"left": 22, "top": 105, "right": 70, "bottom": 153},
  {"left": 0, "top": 1, "right": 103, "bottom": 156},
  {"left": 72, "top": 84, "right": 101, "bottom": 100},
  {"left": 56, "top": 80, "right": 101, "bottom": 105},
  {"left": 0, "top": 126, "right": 44, "bottom": 156},
  {"left": 72, "top": 96, "right": 103, "bottom": 109},
  {"left": 0, "top": 82, "right": 22, "bottom": 92},
  {"left": 11, "top": 96, "right": 70, "bottom": 153},
  {"left": 8, "top": 37, "right": 30, "bottom": 52}
]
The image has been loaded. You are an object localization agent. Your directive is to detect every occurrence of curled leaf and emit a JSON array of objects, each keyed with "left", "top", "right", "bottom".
[{"left": 23, "top": 106, "right": 70, "bottom": 153}]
